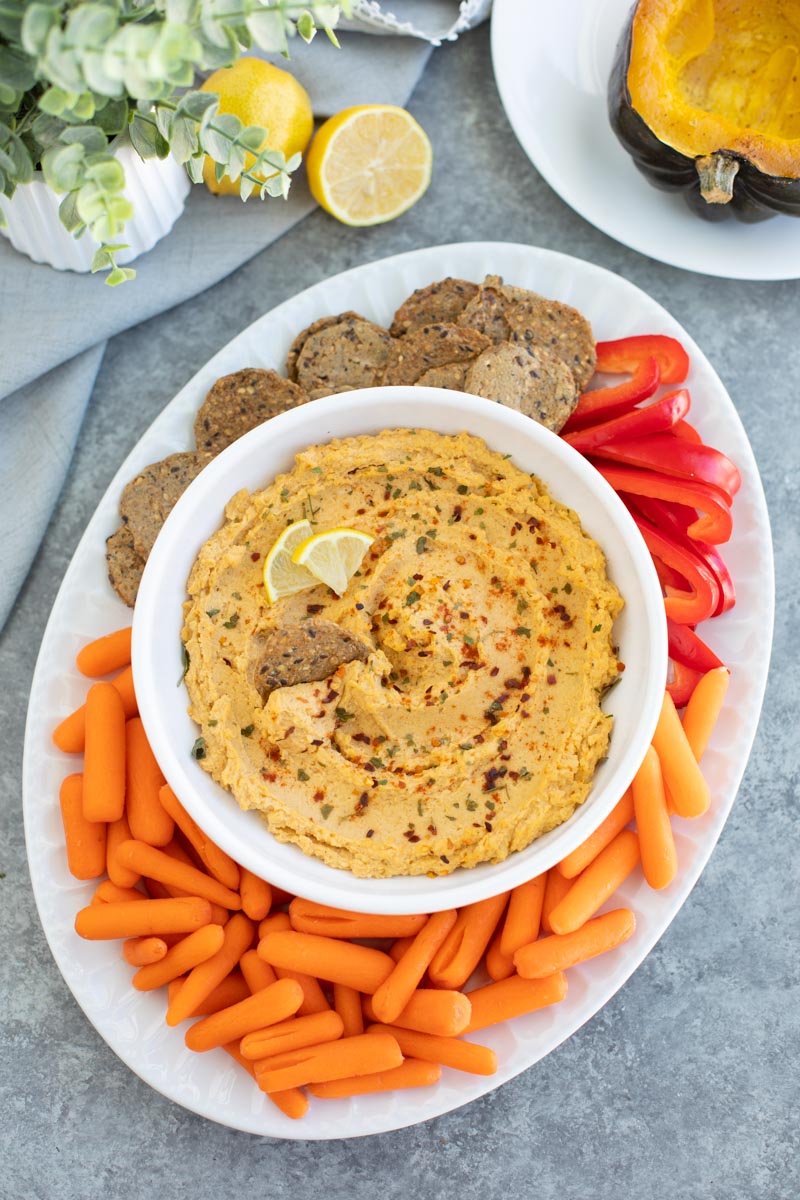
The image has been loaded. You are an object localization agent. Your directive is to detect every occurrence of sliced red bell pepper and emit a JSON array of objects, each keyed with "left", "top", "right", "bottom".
[
  {"left": 593, "top": 461, "right": 732, "bottom": 544},
  {"left": 671, "top": 420, "right": 703, "bottom": 445},
  {"left": 562, "top": 356, "right": 661, "bottom": 433},
  {"left": 667, "top": 659, "right": 704, "bottom": 708},
  {"left": 563, "top": 389, "right": 690, "bottom": 453},
  {"left": 622, "top": 494, "right": 736, "bottom": 616},
  {"left": 693, "top": 541, "right": 736, "bottom": 616},
  {"left": 631, "top": 514, "right": 721, "bottom": 624},
  {"left": 595, "top": 335, "right": 690, "bottom": 384},
  {"left": 589, "top": 433, "right": 741, "bottom": 502},
  {"left": 667, "top": 620, "right": 724, "bottom": 673}
]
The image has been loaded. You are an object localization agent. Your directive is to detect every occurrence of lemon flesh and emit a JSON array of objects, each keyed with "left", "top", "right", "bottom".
[
  {"left": 305, "top": 105, "right": 432, "bottom": 226},
  {"left": 201, "top": 58, "right": 313, "bottom": 197},
  {"left": 292, "top": 528, "right": 374, "bottom": 596},
  {"left": 263, "top": 519, "right": 317, "bottom": 603}
]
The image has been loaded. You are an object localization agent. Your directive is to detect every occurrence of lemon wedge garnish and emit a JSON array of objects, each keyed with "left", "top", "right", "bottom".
[
  {"left": 292, "top": 528, "right": 374, "bottom": 596},
  {"left": 263, "top": 519, "right": 317, "bottom": 603},
  {"left": 304, "top": 105, "right": 432, "bottom": 227}
]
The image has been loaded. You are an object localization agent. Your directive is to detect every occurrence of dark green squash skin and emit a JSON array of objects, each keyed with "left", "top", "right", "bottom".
[{"left": 608, "top": 14, "right": 800, "bottom": 223}]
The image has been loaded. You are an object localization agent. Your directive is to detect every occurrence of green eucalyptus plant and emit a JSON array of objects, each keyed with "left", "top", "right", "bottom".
[{"left": 0, "top": 0, "right": 345, "bottom": 283}]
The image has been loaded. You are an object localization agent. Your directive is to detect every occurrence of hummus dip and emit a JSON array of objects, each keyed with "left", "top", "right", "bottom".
[{"left": 182, "top": 430, "right": 623, "bottom": 878}]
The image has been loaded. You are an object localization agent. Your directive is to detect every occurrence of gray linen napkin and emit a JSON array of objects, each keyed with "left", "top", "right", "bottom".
[{"left": 0, "top": 4, "right": 489, "bottom": 630}]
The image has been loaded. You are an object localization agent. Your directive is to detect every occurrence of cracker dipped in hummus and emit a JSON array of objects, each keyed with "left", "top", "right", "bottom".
[{"left": 182, "top": 430, "right": 623, "bottom": 878}]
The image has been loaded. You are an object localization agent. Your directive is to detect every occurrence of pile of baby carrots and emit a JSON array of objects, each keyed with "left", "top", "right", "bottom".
[{"left": 53, "top": 626, "right": 730, "bottom": 1120}]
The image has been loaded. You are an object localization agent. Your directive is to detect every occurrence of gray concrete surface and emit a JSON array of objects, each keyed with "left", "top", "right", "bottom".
[{"left": 2, "top": 24, "right": 798, "bottom": 1200}]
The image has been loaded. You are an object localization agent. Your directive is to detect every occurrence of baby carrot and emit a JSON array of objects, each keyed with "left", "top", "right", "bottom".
[
  {"left": 185, "top": 977, "right": 303, "bottom": 1052},
  {"left": 239, "top": 869, "right": 272, "bottom": 922},
  {"left": 682, "top": 667, "right": 731, "bottom": 761},
  {"left": 93, "top": 880, "right": 145, "bottom": 904},
  {"left": 333, "top": 983, "right": 364, "bottom": 1037},
  {"left": 389, "top": 936, "right": 415, "bottom": 964},
  {"left": 463, "top": 972, "right": 568, "bottom": 1034},
  {"left": 540, "top": 869, "right": 573, "bottom": 933},
  {"left": 76, "top": 627, "right": 132, "bottom": 677},
  {"left": 556, "top": 789, "right": 635, "bottom": 879},
  {"left": 288, "top": 899, "right": 428, "bottom": 940},
  {"left": 107, "top": 813, "right": 140, "bottom": 889},
  {"left": 549, "top": 829, "right": 641, "bottom": 935},
  {"left": 500, "top": 874, "right": 547, "bottom": 958},
  {"left": 259, "top": 912, "right": 292, "bottom": 939},
  {"left": 75, "top": 897, "right": 212, "bottom": 939},
  {"left": 59, "top": 774, "right": 106, "bottom": 880},
  {"left": 254, "top": 1032, "right": 402, "bottom": 1093},
  {"left": 83, "top": 681, "right": 126, "bottom": 823},
  {"left": 239, "top": 949, "right": 277, "bottom": 993},
  {"left": 123, "top": 936, "right": 168, "bottom": 967},
  {"left": 133, "top": 923, "right": 225, "bottom": 991},
  {"left": 363, "top": 989, "right": 471, "bottom": 1037},
  {"left": 269, "top": 886, "right": 295, "bottom": 907},
  {"left": 115, "top": 840, "right": 242, "bottom": 910},
  {"left": 166, "top": 912, "right": 255, "bottom": 1026},
  {"left": 651, "top": 692, "right": 710, "bottom": 818},
  {"left": 274, "top": 967, "right": 331, "bottom": 1016},
  {"left": 371, "top": 909, "right": 457, "bottom": 1024},
  {"left": 235, "top": 952, "right": 308, "bottom": 1118},
  {"left": 240, "top": 1010, "right": 344, "bottom": 1060},
  {"left": 428, "top": 893, "right": 508, "bottom": 990},
  {"left": 125, "top": 718, "right": 172, "bottom": 847},
  {"left": 366, "top": 1024, "right": 498, "bottom": 1076},
  {"left": 484, "top": 929, "right": 514, "bottom": 982},
  {"left": 258, "top": 931, "right": 394, "bottom": 994},
  {"left": 157, "top": 785, "right": 239, "bottom": 891},
  {"left": 53, "top": 665, "right": 138, "bottom": 754},
  {"left": 168, "top": 972, "right": 250, "bottom": 1017},
  {"left": 514, "top": 909, "right": 636, "bottom": 978},
  {"left": 632, "top": 746, "right": 677, "bottom": 890},
  {"left": 307, "top": 1059, "right": 441, "bottom": 1099}
]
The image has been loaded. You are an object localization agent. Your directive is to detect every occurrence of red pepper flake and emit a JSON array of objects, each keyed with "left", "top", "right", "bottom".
[
  {"left": 250, "top": 552, "right": 261, "bottom": 561},
  {"left": 490, "top": 666, "right": 500, "bottom": 677},
  {"left": 547, "top": 673, "right": 557, "bottom": 685},
  {"left": 366, "top": 829, "right": 375, "bottom": 838},
  {"left": 313, "top": 789, "right": 325, "bottom": 802}
]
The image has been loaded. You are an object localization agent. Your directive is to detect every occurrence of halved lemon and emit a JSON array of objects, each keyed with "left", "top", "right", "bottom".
[
  {"left": 292, "top": 528, "right": 374, "bottom": 596},
  {"left": 305, "top": 105, "right": 433, "bottom": 227},
  {"left": 263, "top": 519, "right": 317, "bottom": 603}
]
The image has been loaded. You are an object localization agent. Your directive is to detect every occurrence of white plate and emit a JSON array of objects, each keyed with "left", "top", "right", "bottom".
[
  {"left": 491, "top": 0, "right": 800, "bottom": 280},
  {"left": 23, "top": 242, "right": 774, "bottom": 1139}
]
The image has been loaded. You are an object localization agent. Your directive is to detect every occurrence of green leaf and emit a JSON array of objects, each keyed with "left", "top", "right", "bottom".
[
  {"left": 0, "top": 45, "right": 36, "bottom": 91},
  {"left": 66, "top": 4, "right": 118, "bottom": 51},
  {"left": 20, "top": 2, "right": 58, "bottom": 56},
  {"left": 58, "top": 189, "right": 84, "bottom": 233},
  {"left": 59, "top": 124, "right": 107, "bottom": 155},
  {"left": 246, "top": 9, "right": 289, "bottom": 53},
  {"left": 31, "top": 112, "right": 67, "bottom": 148},
  {"left": 84, "top": 155, "right": 125, "bottom": 191},
  {"left": 296, "top": 11, "right": 315, "bottom": 42},
  {"left": 94, "top": 97, "right": 129, "bottom": 137},
  {"left": 106, "top": 264, "right": 136, "bottom": 285},
  {"left": 176, "top": 90, "right": 217, "bottom": 123},
  {"left": 185, "top": 153, "right": 205, "bottom": 183},
  {"left": 201, "top": 110, "right": 242, "bottom": 161},
  {"left": 168, "top": 112, "right": 199, "bottom": 163},
  {"left": 38, "top": 86, "right": 72, "bottom": 118},
  {"left": 41, "top": 141, "right": 85, "bottom": 191},
  {"left": 128, "top": 111, "right": 161, "bottom": 158}
]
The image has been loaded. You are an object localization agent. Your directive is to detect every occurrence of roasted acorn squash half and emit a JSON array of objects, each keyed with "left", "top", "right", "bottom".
[{"left": 609, "top": 0, "right": 800, "bottom": 222}]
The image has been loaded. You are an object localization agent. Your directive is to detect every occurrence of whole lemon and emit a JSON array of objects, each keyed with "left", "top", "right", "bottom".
[{"left": 200, "top": 58, "right": 313, "bottom": 197}]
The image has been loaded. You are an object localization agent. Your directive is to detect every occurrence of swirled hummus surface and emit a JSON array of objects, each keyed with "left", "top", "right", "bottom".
[{"left": 182, "top": 430, "right": 623, "bottom": 877}]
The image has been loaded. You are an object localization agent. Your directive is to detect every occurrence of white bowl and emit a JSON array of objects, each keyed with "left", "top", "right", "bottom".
[{"left": 132, "top": 387, "right": 667, "bottom": 914}]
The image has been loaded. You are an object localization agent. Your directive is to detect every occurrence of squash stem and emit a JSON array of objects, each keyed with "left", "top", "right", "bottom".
[{"left": 695, "top": 153, "right": 739, "bottom": 204}]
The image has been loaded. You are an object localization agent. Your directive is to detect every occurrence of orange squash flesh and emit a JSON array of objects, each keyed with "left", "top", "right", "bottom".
[{"left": 628, "top": 0, "right": 800, "bottom": 180}]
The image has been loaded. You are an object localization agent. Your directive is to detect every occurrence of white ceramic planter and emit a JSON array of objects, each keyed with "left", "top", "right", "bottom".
[{"left": 0, "top": 138, "right": 191, "bottom": 272}]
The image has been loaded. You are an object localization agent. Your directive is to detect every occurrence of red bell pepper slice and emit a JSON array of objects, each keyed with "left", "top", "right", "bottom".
[
  {"left": 589, "top": 433, "right": 741, "bottom": 503},
  {"left": 595, "top": 335, "right": 690, "bottom": 384},
  {"left": 631, "top": 514, "right": 721, "bottom": 624},
  {"left": 563, "top": 389, "right": 690, "bottom": 453},
  {"left": 622, "top": 494, "right": 736, "bottom": 616},
  {"left": 671, "top": 420, "right": 703, "bottom": 445},
  {"left": 562, "top": 356, "right": 661, "bottom": 432},
  {"left": 593, "top": 461, "right": 732, "bottom": 544},
  {"left": 667, "top": 659, "right": 704, "bottom": 708},
  {"left": 667, "top": 620, "right": 724, "bottom": 673}
]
